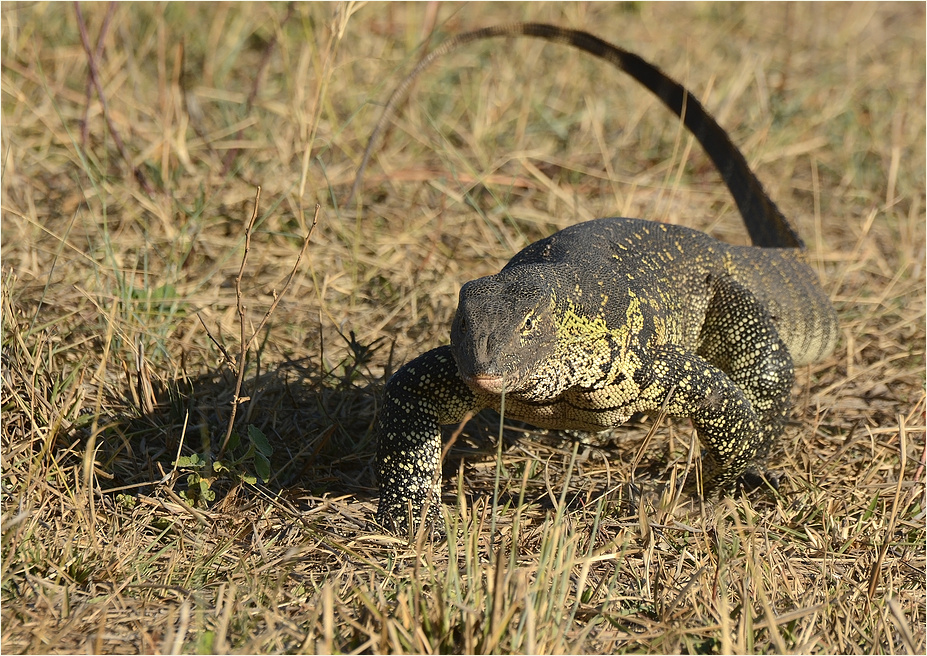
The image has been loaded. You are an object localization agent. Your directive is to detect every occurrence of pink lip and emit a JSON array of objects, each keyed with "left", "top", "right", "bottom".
[{"left": 464, "top": 375, "right": 509, "bottom": 395}]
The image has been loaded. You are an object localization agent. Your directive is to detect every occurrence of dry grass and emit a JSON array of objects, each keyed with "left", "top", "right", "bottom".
[{"left": 2, "top": 2, "right": 924, "bottom": 654}]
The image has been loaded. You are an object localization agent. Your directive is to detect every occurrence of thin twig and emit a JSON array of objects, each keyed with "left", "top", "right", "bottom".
[
  {"left": 74, "top": 1, "right": 154, "bottom": 195},
  {"left": 196, "top": 313, "right": 234, "bottom": 368},
  {"left": 217, "top": 194, "right": 320, "bottom": 459},
  {"left": 219, "top": 186, "right": 262, "bottom": 458},
  {"left": 244, "top": 203, "right": 320, "bottom": 352}
]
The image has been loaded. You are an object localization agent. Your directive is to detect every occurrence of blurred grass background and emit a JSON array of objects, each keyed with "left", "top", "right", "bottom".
[{"left": 2, "top": 2, "right": 924, "bottom": 653}]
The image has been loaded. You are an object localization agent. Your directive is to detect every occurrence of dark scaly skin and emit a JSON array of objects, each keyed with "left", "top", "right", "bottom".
[{"left": 360, "top": 26, "right": 840, "bottom": 533}]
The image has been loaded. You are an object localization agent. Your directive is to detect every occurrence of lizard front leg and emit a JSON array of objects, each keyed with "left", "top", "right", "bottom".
[
  {"left": 375, "top": 345, "right": 486, "bottom": 533},
  {"left": 632, "top": 273, "right": 794, "bottom": 494},
  {"left": 633, "top": 343, "right": 769, "bottom": 494},
  {"left": 696, "top": 274, "right": 795, "bottom": 477}
]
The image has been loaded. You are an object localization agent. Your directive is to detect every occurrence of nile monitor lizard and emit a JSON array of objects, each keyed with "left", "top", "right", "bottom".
[{"left": 350, "top": 24, "right": 839, "bottom": 533}]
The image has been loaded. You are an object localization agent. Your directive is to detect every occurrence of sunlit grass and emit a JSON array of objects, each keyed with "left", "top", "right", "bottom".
[{"left": 2, "top": 2, "right": 924, "bottom": 653}]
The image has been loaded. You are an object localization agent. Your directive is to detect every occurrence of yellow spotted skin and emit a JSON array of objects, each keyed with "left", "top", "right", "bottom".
[
  {"left": 367, "top": 25, "right": 840, "bottom": 533},
  {"left": 377, "top": 221, "right": 838, "bottom": 531}
]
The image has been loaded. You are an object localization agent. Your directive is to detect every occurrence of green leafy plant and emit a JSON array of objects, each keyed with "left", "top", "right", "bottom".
[{"left": 174, "top": 425, "right": 274, "bottom": 506}]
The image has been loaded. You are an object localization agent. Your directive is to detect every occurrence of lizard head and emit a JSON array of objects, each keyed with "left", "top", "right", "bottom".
[{"left": 450, "top": 270, "right": 559, "bottom": 396}]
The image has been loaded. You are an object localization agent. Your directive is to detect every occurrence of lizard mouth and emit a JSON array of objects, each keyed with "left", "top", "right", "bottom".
[{"left": 462, "top": 374, "right": 511, "bottom": 395}]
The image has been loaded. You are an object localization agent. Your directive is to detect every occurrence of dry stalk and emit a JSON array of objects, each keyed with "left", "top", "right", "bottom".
[
  {"left": 243, "top": 205, "right": 320, "bottom": 352},
  {"left": 218, "top": 190, "right": 320, "bottom": 458},
  {"left": 197, "top": 313, "right": 235, "bottom": 367}
]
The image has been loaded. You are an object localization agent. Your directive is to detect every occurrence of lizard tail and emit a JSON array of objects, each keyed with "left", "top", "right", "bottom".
[{"left": 347, "top": 23, "right": 804, "bottom": 250}]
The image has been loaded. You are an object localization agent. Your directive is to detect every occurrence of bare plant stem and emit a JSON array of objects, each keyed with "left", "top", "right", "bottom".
[
  {"left": 196, "top": 313, "right": 234, "bottom": 368},
  {"left": 217, "top": 191, "right": 320, "bottom": 459},
  {"left": 244, "top": 204, "right": 320, "bottom": 352},
  {"left": 219, "top": 186, "right": 262, "bottom": 458}
]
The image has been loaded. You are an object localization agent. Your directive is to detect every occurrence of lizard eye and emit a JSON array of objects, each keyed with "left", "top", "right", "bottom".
[{"left": 522, "top": 316, "right": 534, "bottom": 332}]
